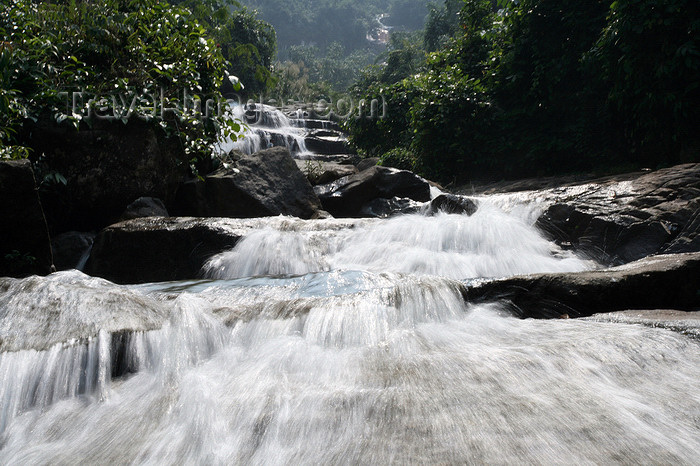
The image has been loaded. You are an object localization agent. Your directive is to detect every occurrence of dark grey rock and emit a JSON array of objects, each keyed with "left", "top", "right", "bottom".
[
  {"left": 120, "top": 197, "right": 169, "bottom": 221},
  {"left": 356, "top": 157, "right": 380, "bottom": 172},
  {"left": 426, "top": 194, "right": 478, "bottom": 216},
  {"left": 535, "top": 163, "right": 700, "bottom": 264},
  {"left": 0, "top": 160, "right": 53, "bottom": 277},
  {"left": 85, "top": 217, "right": 246, "bottom": 284},
  {"left": 314, "top": 166, "right": 431, "bottom": 217},
  {"left": 295, "top": 160, "right": 359, "bottom": 185},
  {"left": 360, "top": 197, "right": 422, "bottom": 218},
  {"left": 173, "top": 147, "right": 322, "bottom": 219},
  {"left": 664, "top": 210, "right": 700, "bottom": 253},
  {"left": 51, "top": 231, "right": 96, "bottom": 271},
  {"left": 466, "top": 252, "right": 700, "bottom": 319},
  {"left": 304, "top": 135, "right": 350, "bottom": 155}
]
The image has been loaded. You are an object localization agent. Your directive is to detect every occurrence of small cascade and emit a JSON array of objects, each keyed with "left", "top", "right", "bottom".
[
  {"left": 218, "top": 104, "right": 311, "bottom": 157},
  {"left": 203, "top": 200, "right": 592, "bottom": 281},
  {"left": 0, "top": 331, "right": 111, "bottom": 432},
  {"left": 1, "top": 196, "right": 699, "bottom": 463},
  {"left": 1, "top": 269, "right": 699, "bottom": 463},
  {"left": 0, "top": 275, "right": 229, "bottom": 434}
]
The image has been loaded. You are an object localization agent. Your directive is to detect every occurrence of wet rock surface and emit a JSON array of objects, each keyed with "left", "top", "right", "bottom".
[
  {"left": 0, "top": 271, "right": 168, "bottom": 352},
  {"left": 304, "top": 131, "right": 351, "bottom": 155},
  {"left": 493, "top": 163, "right": 700, "bottom": 264},
  {"left": 466, "top": 252, "right": 700, "bottom": 319},
  {"left": 584, "top": 310, "right": 700, "bottom": 339},
  {"left": 86, "top": 216, "right": 368, "bottom": 284},
  {"left": 426, "top": 194, "right": 478, "bottom": 216},
  {"left": 294, "top": 160, "right": 358, "bottom": 185},
  {"left": 314, "top": 166, "right": 431, "bottom": 217},
  {"left": 359, "top": 197, "right": 422, "bottom": 218}
]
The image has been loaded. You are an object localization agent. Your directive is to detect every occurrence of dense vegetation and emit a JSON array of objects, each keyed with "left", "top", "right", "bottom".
[
  {"left": 348, "top": 0, "right": 700, "bottom": 183},
  {"left": 2, "top": 0, "right": 697, "bottom": 185},
  {"left": 0, "top": 0, "right": 276, "bottom": 165}
]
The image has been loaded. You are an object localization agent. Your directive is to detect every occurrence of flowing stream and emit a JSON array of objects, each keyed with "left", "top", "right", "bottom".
[
  {"left": 218, "top": 104, "right": 311, "bottom": 157},
  {"left": 1, "top": 192, "right": 699, "bottom": 463}
]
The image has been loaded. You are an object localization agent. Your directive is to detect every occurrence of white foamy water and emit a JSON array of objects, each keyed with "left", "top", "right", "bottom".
[
  {"left": 218, "top": 104, "right": 310, "bottom": 156},
  {"left": 1, "top": 197, "right": 698, "bottom": 464},
  {"left": 204, "top": 200, "right": 591, "bottom": 280}
]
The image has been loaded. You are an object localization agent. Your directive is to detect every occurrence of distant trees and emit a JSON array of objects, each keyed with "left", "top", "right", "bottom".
[
  {"left": 241, "top": 0, "right": 432, "bottom": 95},
  {"left": 347, "top": 0, "right": 700, "bottom": 183}
]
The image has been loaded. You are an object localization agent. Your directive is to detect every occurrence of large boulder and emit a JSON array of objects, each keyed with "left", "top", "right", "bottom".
[
  {"left": 295, "top": 160, "right": 358, "bottom": 185},
  {"left": 119, "top": 197, "right": 169, "bottom": 221},
  {"left": 425, "top": 194, "right": 478, "bottom": 216},
  {"left": 173, "top": 147, "right": 322, "bottom": 219},
  {"left": 85, "top": 217, "right": 246, "bottom": 284},
  {"left": 23, "top": 119, "right": 185, "bottom": 233},
  {"left": 536, "top": 163, "right": 700, "bottom": 264},
  {"left": 466, "top": 252, "right": 700, "bottom": 319},
  {"left": 85, "top": 216, "right": 367, "bottom": 284},
  {"left": 314, "top": 166, "right": 431, "bottom": 217},
  {"left": 304, "top": 132, "right": 351, "bottom": 155},
  {"left": 0, "top": 160, "right": 53, "bottom": 277}
]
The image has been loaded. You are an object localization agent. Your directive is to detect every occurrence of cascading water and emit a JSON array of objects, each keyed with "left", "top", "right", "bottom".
[
  {"left": 218, "top": 104, "right": 311, "bottom": 157},
  {"left": 1, "top": 196, "right": 698, "bottom": 464}
]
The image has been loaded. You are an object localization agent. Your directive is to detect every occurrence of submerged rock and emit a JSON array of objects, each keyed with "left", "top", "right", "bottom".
[
  {"left": 173, "top": 147, "right": 322, "bottom": 219},
  {"left": 0, "top": 160, "right": 53, "bottom": 277},
  {"left": 314, "top": 166, "right": 431, "bottom": 217},
  {"left": 584, "top": 310, "right": 700, "bottom": 339},
  {"left": 0, "top": 271, "right": 168, "bottom": 352},
  {"left": 466, "top": 252, "right": 700, "bottom": 319}
]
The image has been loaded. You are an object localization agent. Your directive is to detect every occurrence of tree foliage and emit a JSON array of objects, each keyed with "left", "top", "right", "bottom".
[
  {"left": 0, "top": 0, "right": 247, "bottom": 166},
  {"left": 348, "top": 0, "right": 700, "bottom": 183},
  {"left": 172, "top": 0, "right": 277, "bottom": 97}
]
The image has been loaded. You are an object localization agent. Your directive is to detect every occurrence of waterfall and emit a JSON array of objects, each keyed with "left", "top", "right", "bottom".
[
  {"left": 1, "top": 198, "right": 699, "bottom": 464},
  {"left": 218, "top": 104, "right": 310, "bottom": 157},
  {"left": 203, "top": 200, "right": 591, "bottom": 280}
]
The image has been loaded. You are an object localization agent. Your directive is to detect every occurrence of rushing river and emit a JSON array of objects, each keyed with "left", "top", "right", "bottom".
[{"left": 1, "top": 196, "right": 699, "bottom": 464}]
